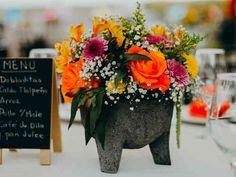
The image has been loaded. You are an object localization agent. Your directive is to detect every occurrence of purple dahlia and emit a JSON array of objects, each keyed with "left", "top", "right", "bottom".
[
  {"left": 83, "top": 37, "right": 107, "bottom": 61},
  {"left": 166, "top": 59, "right": 189, "bottom": 87},
  {"left": 146, "top": 35, "right": 171, "bottom": 47}
]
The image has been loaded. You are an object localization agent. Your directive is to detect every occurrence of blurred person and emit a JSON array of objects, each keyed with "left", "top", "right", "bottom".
[
  {"left": 218, "top": 0, "right": 236, "bottom": 71},
  {"left": 0, "top": 23, "right": 8, "bottom": 57},
  {"left": 20, "top": 37, "right": 49, "bottom": 57}
]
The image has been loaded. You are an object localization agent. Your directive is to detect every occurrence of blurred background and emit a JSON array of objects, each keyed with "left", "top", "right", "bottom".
[{"left": 0, "top": 0, "right": 235, "bottom": 69}]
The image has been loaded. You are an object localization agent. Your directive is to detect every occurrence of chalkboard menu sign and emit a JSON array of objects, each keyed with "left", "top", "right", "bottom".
[{"left": 0, "top": 58, "right": 53, "bottom": 149}]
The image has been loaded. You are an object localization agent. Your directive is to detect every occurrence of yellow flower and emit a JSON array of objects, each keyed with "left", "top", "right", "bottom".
[
  {"left": 183, "top": 54, "right": 199, "bottom": 79},
  {"left": 93, "top": 17, "right": 108, "bottom": 36},
  {"left": 106, "top": 79, "right": 126, "bottom": 94},
  {"left": 55, "top": 38, "right": 71, "bottom": 57},
  {"left": 55, "top": 55, "right": 70, "bottom": 73},
  {"left": 151, "top": 25, "right": 166, "bottom": 37},
  {"left": 55, "top": 38, "right": 71, "bottom": 73},
  {"left": 93, "top": 17, "right": 125, "bottom": 46},
  {"left": 108, "top": 24, "right": 125, "bottom": 47},
  {"left": 70, "top": 24, "right": 84, "bottom": 42},
  {"left": 173, "top": 25, "right": 186, "bottom": 41}
]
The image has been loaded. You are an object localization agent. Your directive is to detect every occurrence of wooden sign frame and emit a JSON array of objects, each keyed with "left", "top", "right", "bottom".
[{"left": 0, "top": 58, "right": 62, "bottom": 165}]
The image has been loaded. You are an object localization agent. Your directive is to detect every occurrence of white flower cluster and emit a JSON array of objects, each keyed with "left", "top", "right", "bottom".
[
  {"left": 80, "top": 54, "right": 118, "bottom": 82},
  {"left": 188, "top": 76, "right": 204, "bottom": 97},
  {"left": 169, "top": 84, "right": 184, "bottom": 105},
  {"left": 99, "top": 62, "right": 115, "bottom": 79},
  {"left": 128, "top": 25, "right": 144, "bottom": 46},
  {"left": 103, "top": 74, "right": 173, "bottom": 111},
  {"left": 75, "top": 42, "right": 85, "bottom": 58}
]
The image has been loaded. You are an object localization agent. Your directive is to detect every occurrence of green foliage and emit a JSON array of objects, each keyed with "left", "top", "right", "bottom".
[
  {"left": 114, "top": 70, "right": 127, "bottom": 88},
  {"left": 120, "top": 2, "right": 147, "bottom": 45},
  {"left": 123, "top": 53, "right": 151, "bottom": 63},
  {"left": 164, "top": 32, "right": 205, "bottom": 63},
  {"left": 69, "top": 91, "right": 84, "bottom": 129},
  {"left": 89, "top": 91, "right": 105, "bottom": 135},
  {"left": 96, "top": 115, "right": 107, "bottom": 149},
  {"left": 176, "top": 99, "right": 182, "bottom": 149},
  {"left": 69, "top": 88, "right": 106, "bottom": 146}
]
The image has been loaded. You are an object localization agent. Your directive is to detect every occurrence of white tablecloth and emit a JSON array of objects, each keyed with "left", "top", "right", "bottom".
[{"left": 0, "top": 121, "right": 232, "bottom": 177}]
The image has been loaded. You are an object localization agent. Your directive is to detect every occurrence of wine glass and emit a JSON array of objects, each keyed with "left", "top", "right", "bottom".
[
  {"left": 195, "top": 48, "right": 226, "bottom": 86},
  {"left": 190, "top": 48, "right": 227, "bottom": 138},
  {"left": 207, "top": 73, "right": 236, "bottom": 174}
]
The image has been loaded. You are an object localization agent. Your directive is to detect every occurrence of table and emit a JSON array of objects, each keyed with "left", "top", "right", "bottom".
[{"left": 0, "top": 121, "right": 232, "bottom": 177}]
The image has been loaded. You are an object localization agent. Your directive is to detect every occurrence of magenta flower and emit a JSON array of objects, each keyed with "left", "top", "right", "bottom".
[
  {"left": 146, "top": 35, "right": 171, "bottom": 47},
  {"left": 83, "top": 37, "right": 107, "bottom": 61},
  {"left": 166, "top": 59, "right": 189, "bottom": 87}
]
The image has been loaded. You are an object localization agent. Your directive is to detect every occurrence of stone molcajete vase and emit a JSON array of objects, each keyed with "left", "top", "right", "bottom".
[{"left": 82, "top": 98, "right": 174, "bottom": 173}]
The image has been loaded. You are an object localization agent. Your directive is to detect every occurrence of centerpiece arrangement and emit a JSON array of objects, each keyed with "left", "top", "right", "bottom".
[{"left": 55, "top": 2, "right": 203, "bottom": 173}]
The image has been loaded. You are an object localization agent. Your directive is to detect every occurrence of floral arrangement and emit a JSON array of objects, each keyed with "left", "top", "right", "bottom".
[{"left": 55, "top": 3, "right": 203, "bottom": 148}]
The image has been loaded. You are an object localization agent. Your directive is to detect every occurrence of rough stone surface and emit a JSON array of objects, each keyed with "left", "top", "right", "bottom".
[{"left": 83, "top": 99, "right": 174, "bottom": 173}]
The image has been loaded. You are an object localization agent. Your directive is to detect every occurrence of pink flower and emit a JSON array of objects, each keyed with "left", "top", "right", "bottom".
[
  {"left": 166, "top": 59, "right": 189, "bottom": 87},
  {"left": 146, "top": 35, "right": 171, "bottom": 47},
  {"left": 83, "top": 37, "right": 107, "bottom": 61}
]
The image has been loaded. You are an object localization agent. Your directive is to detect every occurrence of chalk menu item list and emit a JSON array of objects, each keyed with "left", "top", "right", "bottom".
[{"left": 0, "top": 58, "right": 52, "bottom": 149}]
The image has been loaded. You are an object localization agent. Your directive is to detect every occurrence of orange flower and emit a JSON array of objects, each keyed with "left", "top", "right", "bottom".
[
  {"left": 61, "top": 59, "right": 100, "bottom": 103},
  {"left": 70, "top": 24, "right": 84, "bottom": 42},
  {"left": 61, "top": 59, "right": 85, "bottom": 103},
  {"left": 127, "top": 46, "right": 170, "bottom": 92}
]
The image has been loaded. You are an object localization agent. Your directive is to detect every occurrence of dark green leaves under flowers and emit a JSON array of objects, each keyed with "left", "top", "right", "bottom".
[{"left": 69, "top": 87, "right": 106, "bottom": 146}]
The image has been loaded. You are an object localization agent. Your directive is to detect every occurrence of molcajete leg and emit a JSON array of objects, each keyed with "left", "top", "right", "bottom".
[
  {"left": 96, "top": 138, "right": 123, "bottom": 173},
  {"left": 149, "top": 132, "right": 171, "bottom": 165}
]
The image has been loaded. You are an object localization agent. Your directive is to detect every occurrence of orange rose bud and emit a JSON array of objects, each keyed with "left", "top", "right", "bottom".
[{"left": 127, "top": 45, "right": 170, "bottom": 93}]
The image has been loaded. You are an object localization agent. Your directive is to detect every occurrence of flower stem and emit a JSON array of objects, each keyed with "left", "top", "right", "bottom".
[{"left": 176, "top": 99, "right": 182, "bottom": 148}]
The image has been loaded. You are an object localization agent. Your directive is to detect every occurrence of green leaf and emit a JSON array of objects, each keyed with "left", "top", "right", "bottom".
[
  {"left": 85, "top": 115, "right": 92, "bottom": 145},
  {"left": 90, "top": 95, "right": 96, "bottom": 108},
  {"left": 89, "top": 91, "right": 105, "bottom": 135},
  {"left": 123, "top": 53, "right": 151, "bottom": 63},
  {"left": 68, "top": 92, "right": 82, "bottom": 129},
  {"left": 78, "top": 95, "right": 86, "bottom": 107},
  {"left": 96, "top": 119, "right": 107, "bottom": 149},
  {"left": 114, "top": 70, "right": 126, "bottom": 88}
]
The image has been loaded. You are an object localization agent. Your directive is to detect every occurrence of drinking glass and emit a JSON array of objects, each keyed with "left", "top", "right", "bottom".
[
  {"left": 191, "top": 49, "right": 227, "bottom": 138},
  {"left": 207, "top": 73, "right": 236, "bottom": 174},
  {"left": 195, "top": 48, "right": 226, "bottom": 86}
]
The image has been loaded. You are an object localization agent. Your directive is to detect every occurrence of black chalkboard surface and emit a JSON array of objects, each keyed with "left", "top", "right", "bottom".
[{"left": 0, "top": 58, "right": 53, "bottom": 149}]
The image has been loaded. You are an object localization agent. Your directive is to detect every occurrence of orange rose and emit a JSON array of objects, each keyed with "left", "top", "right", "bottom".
[
  {"left": 127, "top": 46, "right": 170, "bottom": 92},
  {"left": 61, "top": 59, "right": 85, "bottom": 103},
  {"left": 61, "top": 59, "right": 100, "bottom": 103}
]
